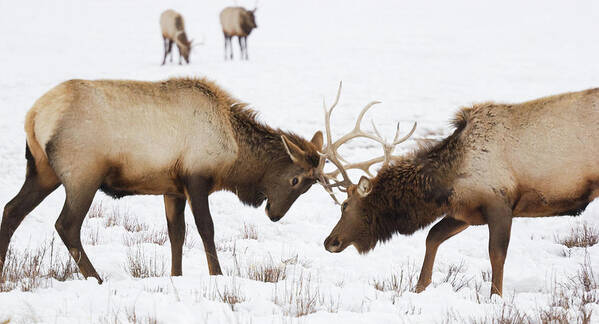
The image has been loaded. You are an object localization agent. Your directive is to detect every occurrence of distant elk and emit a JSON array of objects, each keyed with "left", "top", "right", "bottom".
[
  {"left": 0, "top": 77, "right": 323, "bottom": 283},
  {"left": 220, "top": 6, "right": 257, "bottom": 60},
  {"left": 160, "top": 9, "right": 201, "bottom": 65},
  {"left": 317, "top": 83, "right": 599, "bottom": 296}
]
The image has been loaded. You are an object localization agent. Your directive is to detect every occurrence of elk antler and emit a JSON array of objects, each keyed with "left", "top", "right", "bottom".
[{"left": 316, "top": 82, "right": 417, "bottom": 204}]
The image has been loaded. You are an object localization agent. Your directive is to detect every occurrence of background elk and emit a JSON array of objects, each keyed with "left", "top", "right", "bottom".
[
  {"left": 318, "top": 83, "right": 599, "bottom": 296},
  {"left": 0, "top": 77, "right": 323, "bottom": 283},
  {"left": 160, "top": 9, "right": 200, "bottom": 65},
  {"left": 220, "top": 6, "right": 257, "bottom": 60}
]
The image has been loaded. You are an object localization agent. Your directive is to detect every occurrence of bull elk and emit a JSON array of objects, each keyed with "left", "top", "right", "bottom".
[
  {"left": 220, "top": 6, "right": 257, "bottom": 60},
  {"left": 318, "top": 83, "right": 599, "bottom": 296},
  {"left": 0, "top": 77, "right": 323, "bottom": 283},
  {"left": 160, "top": 9, "right": 201, "bottom": 65}
]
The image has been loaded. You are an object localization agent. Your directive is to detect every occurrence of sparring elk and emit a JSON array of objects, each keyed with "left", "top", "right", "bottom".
[
  {"left": 220, "top": 6, "right": 257, "bottom": 60},
  {"left": 318, "top": 83, "right": 599, "bottom": 296},
  {"left": 0, "top": 77, "right": 323, "bottom": 283},
  {"left": 160, "top": 9, "right": 200, "bottom": 65}
]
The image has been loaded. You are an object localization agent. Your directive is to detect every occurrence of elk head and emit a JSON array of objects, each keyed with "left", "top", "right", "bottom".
[
  {"left": 261, "top": 131, "right": 323, "bottom": 222},
  {"left": 316, "top": 82, "right": 417, "bottom": 253},
  {"left": 246, "top": 8, "right": 258, "bottom": 29},
  {"left": 176, "top": 32, "right": 192, "bottom": 63}
]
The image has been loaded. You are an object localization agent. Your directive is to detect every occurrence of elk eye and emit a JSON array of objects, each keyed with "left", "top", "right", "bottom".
[
  {"left": 291, "top": 177, "right": 299, "bottom": 186},
  {"left": 342, "top": 202, "right": 348, "bottom": 211}
]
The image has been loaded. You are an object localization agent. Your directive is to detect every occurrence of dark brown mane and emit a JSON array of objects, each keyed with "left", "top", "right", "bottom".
[
  {"left": 229, "top": 104, "right": 319, "bottom": 168},
  {"left": 363, "top": 118, "right": 467, "bottom": 244}
]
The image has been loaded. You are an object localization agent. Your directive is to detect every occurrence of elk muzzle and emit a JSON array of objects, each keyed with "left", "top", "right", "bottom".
[
  {"left": 265, "top": 201, "right": 283, "bottom": 222},
  {"left": 324, "top": 234, "right": 347, "bottom": 253}
]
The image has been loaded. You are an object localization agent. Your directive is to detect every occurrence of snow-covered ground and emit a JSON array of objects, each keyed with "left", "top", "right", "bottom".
[{"left": 1, "top": 0, "right": 598, "bottom": 323}]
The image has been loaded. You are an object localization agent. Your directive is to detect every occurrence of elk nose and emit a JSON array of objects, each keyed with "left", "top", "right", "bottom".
[{"left": 324, "top": 236, "right": 342, "bottom": 253}]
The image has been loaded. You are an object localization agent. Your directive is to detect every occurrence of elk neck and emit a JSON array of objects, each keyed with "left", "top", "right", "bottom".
[
  {"left": 220, "top": 104, "right": 314, "bottom": 206},
  {"left": 362, "top": 125, "right": 466, "bottom": 242}
]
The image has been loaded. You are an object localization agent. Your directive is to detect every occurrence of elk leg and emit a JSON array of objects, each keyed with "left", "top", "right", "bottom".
[
  {"left": 55, "top": 181, "right": 102, "bottom": 283},
  {"left": 230, "top": 37, "right": 234, "bottom": 60},
  {"left": 415, "top": 216, "right": 468, "bottom": 293},
  {"left": 485, "top": 201, "right": 512, "bottom": 297},
  {"left": 161, "top": 37, "right": 168, "bottom": 65},
  {"left": 238, "top": 37, "right": 244, "bottom": 60},
  {"left": 0, "top": 168, "right": 59, "bottom": 273},
  {"left": 168, "top": 40, "right": 174, "bottom": 63},
  {"left": 223, "top": 34, "right": 229, "bottom": 60},
  {"left": 164, "top": 195, "right": 186, "bottom": 276},
  {"left": 185, "top": 176, "right": 222, "bottom": 275}
]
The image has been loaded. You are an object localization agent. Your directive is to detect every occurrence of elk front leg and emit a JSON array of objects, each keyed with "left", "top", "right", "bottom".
[
  {"left": 485, "top": 201, "right": 512, "bottom": 297},
  {"left": 415, "top": 217, "right": 468, "bottom": 292},
  {"left": 164, "top": 195, "right": 186, "bottom": 276},
  {"left": 161, "top": 37, "right": 168, "bottom": 65},
  {"left": 185, "top": 176, "right": 222, "bottom": 275}
]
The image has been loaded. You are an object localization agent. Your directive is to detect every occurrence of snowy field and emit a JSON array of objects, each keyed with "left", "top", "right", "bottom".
[{"left": 1, "top": 0, "right": 599, "bottom": 323}]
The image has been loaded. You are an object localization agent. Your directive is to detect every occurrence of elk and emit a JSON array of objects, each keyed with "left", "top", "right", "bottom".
[
  {"left": 318, "top": 83, "right": 599, "bottom": 296},
  {"left": 0, "top": 77, "right": 324, "bottom": 283},
  {"left": 220, "top": 6, "right": 257, "bottom": 60},
  {"left": 160, "top": 9, "right": 199, "bottom": 65}
]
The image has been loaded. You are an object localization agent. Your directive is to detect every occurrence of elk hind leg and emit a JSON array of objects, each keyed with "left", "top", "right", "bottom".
[
  {"left": 54, "top": 175, "right": 103, "bottom": 283},
  {"left": 0, "top": 147, "right": 60, "bottom": 272},
  {"left": 415, "top": 216, "right": 468, "bottom": 292},
  {"left": 164, "top": 195, "right": 186, "bottom": 276},
  {"left": 485, "top": 201, "right": 512, "bottom": 297}
]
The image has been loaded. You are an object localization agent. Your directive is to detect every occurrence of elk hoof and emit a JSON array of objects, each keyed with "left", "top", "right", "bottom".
[{"left": 414, "top": 281, "right": 430, "bottom": 293}]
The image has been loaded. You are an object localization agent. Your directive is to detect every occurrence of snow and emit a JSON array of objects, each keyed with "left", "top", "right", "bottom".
[{"left": 1, "top": 0, "right": 598, "bottom": 322}]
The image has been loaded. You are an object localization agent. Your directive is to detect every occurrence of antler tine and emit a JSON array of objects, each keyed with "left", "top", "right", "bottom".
[
  {"left": 329, "top": 101, "right": 384, "bottom": 150},
  {"left": 318, "top": 81, "right": 354, "bottom": 201},
  {"left": 392, "top": 121, "right": 418, "bottom": 145},
  {"left": 322, "top": 81, "right": 343, "bottom": 152}
]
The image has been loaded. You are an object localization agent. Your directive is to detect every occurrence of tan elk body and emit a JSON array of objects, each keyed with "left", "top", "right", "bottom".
[
  {"left": 160, "top": 9, "right": 193, "bottom": 65},
  {"left": 220, "top": 7, "right": 257, "bottom": 60},
  {"left": 319, "top": 85, "right": 599, "bottom": 296},
  {"left": 1, "top": 77, "right": 323, "bottom": 283}
]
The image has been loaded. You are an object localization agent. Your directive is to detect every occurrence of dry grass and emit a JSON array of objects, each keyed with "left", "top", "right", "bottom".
[
  {"left": 123, "top": 229, "right": 169, "bottom": 247},
  {"left": 555, "top": 223, "right": 599, "bottom": 249},
  {"left": 226, "top": 248, "right": 287, "bottom": 283},
  {"left": 125, "top": 245, "right": 166, "bottom": 279},
  {"left": 273, "top": 272, "right": 319, "bottom": 317},
  {"left": 445, "top": 256, "right": 598, "bottom": 324},
  {"left": 82, "top": 225, "right": 102, "bottom": 246},
  {"left": 195, "top": 278, "right": 246, "bottom": 311},
  {"left": 102, "top": 205, "right": 148, "bottom": 233},
  {"left": 440, "top": 261, "right": 473, "bottom": 292},
  {"left": 240, "top": 223, "right": 258, "bottom": 240},
  {"left": 247, "top": 262, "right": 287, "bottom": 283},
  {"left": 0, "top": 237, "right": 80, "bottom": 292},
  {"left": 470, "top": 303, "right": 531, "bottom": 324},
  {"left": 97, "top": 304, "right": 160, "bottom": 324},
  {"left": 87, "top": 202, "right": 105, "bottom": 219},
  {"left": 125, "top": 305, "right": 159, "bottom": 324},
  {"left": 371, "top": 262, "right": 417, "bottom": 302}
]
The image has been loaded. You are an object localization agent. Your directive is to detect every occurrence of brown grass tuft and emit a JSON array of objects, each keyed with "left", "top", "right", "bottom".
[
  {"left": 240, "top": 223, "right": 258, "bottom": 240},
  {"left": 273, "top": 272, "right": 319, "bottom": 317},
  {"left": 555, "top": 223, "right": 599, "bottom": 249},
  {"left": 0, "top": 237, "right": 80, "bottom": 292},
  {"left": 125, "top": 246, "right": 166, "bottom": 279}
]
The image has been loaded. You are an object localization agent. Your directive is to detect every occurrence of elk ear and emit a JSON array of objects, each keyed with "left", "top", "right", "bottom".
[
  {"left": 281, "top": 135, "right": 306, "bottom": 164},
  {"left": 357, "top": 176, "right": 372, "bottom": 197},
  {"left": 310, "top": 131, "right": 323, "bottom": 150}
]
